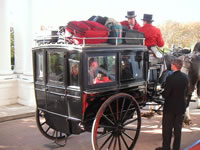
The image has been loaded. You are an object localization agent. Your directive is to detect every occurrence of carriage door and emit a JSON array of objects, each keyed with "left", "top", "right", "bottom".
[
  {"left": 34, "top": 50, "right": 46, "bottom": 109},
  {"left": 66, "top": 52, "right": 82, "bottom": 119},
  {"left": 46, "top": 50, "right": 66, "bottom": 115}
]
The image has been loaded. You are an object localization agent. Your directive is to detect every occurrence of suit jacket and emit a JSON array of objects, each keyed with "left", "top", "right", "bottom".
[{"left": 162, "top": 71, "right": 189, "bottom": 114}]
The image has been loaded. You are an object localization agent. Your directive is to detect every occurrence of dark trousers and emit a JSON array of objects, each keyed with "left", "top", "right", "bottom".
[{"left": 162, "top": 112, "right": 184, "bottom": 150}]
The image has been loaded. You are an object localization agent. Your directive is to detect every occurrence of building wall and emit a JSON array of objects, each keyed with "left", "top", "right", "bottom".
[{"left": 0, "top": 79, "right": 18, "bottom": 106}]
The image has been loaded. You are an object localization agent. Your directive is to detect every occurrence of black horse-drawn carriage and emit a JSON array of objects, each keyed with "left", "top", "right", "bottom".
[{"left": 33, "top": 35, "right": 164, "bottom": 149}]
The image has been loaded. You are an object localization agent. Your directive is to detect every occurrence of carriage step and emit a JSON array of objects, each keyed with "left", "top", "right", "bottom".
[
  {"left": 190, "top": 99, "right": 196, "bottom": 102},
  {"left": 54, "top": 132, "right": 68, "bottom": 147}
]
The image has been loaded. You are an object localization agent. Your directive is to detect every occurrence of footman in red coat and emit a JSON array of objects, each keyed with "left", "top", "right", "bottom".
[
  {"left": 120, "top": 11, "right": 141, "bottom": 31},
  {"left": 138, "top": 14, "right": 164, "bottom": 58}
]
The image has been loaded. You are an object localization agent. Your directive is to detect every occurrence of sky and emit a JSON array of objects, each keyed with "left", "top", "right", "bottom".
[{"left": 9, "top": 0, "right": 200, "bottom": 27}]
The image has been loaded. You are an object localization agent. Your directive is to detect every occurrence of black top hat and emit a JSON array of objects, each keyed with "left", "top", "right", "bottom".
[
  {"left": 125, "top": 11, "right": 136, "bottom": 18},
  {"left": 142, "top": 14, "right": 154, "bottom": 22}
]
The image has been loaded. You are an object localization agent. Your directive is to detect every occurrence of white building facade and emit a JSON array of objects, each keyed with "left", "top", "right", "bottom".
[{"left": 0, "top": 0, "right": 38, "bottom": 107}]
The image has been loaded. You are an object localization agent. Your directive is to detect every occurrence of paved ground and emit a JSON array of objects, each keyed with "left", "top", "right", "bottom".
[
  {"left": 0, "top": 104, "right": 35, "bottom": 123},
  {"left": 0, "top": 101, "right": 199, "bottom": 150}
]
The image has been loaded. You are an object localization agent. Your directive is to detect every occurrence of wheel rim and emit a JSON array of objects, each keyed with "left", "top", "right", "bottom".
[
  {"left": 91, "top": 93, "right": 141, "bottom": 150},
  {"left": 35, "top": 109, "right": 66, "bottom": 140}
]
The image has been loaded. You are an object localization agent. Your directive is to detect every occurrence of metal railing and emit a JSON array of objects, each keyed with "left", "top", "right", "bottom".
[{"left": 34, "top": 35, "right": 145, "bottom": 46}]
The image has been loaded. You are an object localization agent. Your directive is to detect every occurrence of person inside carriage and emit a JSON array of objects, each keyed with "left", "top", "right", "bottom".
[
  {"left": 121, "top": 56, "right": 133, "bottom": 80},
  {"left": 94, "top": 70, "right": 112, "bottom": 84},
  {"left": 120, "top": 11, "right": 141, "bottom": 31},
  {"left": 88, "top": 58, "right": 112, "bottom": 85},
  {"left": 70, "top": 63, "right": 79, "bottom": 86},
  {"left": 88, "top": 57, "right": 98, "bottom": 85},
  {"left": 138, "top": 14, "right": 166, "bottom": 82}
]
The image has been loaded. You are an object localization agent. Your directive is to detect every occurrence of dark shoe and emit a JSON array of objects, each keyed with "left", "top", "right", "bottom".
[
  {"left": 155, "top": 147, "right": 171, "bottom": 150},
  {"left": 155, "top": 147, "right": 163, "bottom": 150}
]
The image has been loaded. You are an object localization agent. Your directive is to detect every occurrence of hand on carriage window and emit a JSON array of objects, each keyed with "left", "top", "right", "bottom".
[
  {"left": 71, "top": 64, "right": 79, "bottom": 86},
  {"left": 88, "top": 58, "right": 98, "bottom": 85}
]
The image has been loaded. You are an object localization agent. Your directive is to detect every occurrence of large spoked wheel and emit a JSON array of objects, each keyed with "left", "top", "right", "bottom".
[
  {"left": 91, "top": 93, "right": 141, "bottom": 150},
  {"left": 36, "top": 109, "right": 66, "bottom": 140}
]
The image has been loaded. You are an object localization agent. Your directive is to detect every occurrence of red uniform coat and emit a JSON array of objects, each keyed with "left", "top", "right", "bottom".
[
  {"left": 120, "top": 21, "right": 141, "bottom": 30},
  {"left": 138, "top": 24, "right": 164, "bottom": 48}
]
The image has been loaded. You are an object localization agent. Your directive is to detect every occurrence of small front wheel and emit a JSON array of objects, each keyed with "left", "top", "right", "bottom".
[
  {"left": 35, "top": 109, "right": 66, "bottom": 140},
  {"left": 91, "top": 93, "right": 141, "bottom": 150}
]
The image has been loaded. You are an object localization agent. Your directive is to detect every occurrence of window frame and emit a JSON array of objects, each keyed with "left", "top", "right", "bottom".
[
  {"left": 68, "top": 52, "right": 81, "bottom": 87},
  {"left": 35, "top": 51, "right": 45, "bottom": 83},
  {"left": 85, "top": 52, "right": 118, "bottom": 89},
  {"left": 120, "top": 51, "right": 145, "bottom": 83},
  {"left": 46, "top": 50, "right": 65, "bottom": 86}
]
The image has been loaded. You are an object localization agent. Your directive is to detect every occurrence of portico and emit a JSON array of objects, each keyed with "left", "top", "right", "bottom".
[{"left": 0, "top": 0, "right": 37, "bottom": 107}]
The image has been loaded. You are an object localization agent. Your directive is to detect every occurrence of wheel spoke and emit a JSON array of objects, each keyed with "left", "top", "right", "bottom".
[
  {"left": 120, "top": 98, "right": 126, "bottom": 121},
  {"left": 118, "top": 136, "right": 122, "bottom": 150},
  {"left": 99, "top": 134, "right": 113, "bottom": 150},
  {"left": 45, "top": 127, "right": 50, "bottom": 133},
  {"left": 41, "top": 121, "right": 46, "bottom": 126},
  {"left": 108, "top": 104, "right": 117, "bottom": 124},
  {"left": 120, "top": 134, "right": 129, "bottom": 149},
  {"left": 116, "top": 98, "right": 119, "bottom": 121},
  {"left": 60, "top": 132, "right": 62, "bottom": 137},
  {"left": 99, "top": 124, "right": 116, "bottom": 129},
  {"left": 97, "top": 130, "right": 112, "bottom": 140},
  {"left": 39, "top": 111, "right": 43, "bottom": 116},
  {"left": 122, "top": 127, "right": 137, "bottom": 131},
  {"left": 122, "top": 131, "right": 134, "bottom": 141},
  {"left": 102, "top": 114, "right": 115, "bottom": 126},
  {"left": 52, "top": 130, "right": 56, "bottom": 137},
  {"left": 113, "top": 137, "right": 117, "bottom": 150},
  {"left": 39, "top": 111, "right": 44, "bottom": 117},
  {"left": 56, "top": 131, "right": 58, "bottom": 138},
  {"left": 123, "top": 118, "right": 138, "bottom": 126},
  {"left": 122, "top": 101, "right": 133, "bottom": 123},
  {"left": 108, "top": 136, "right": 115, "bottom": 149},
  {"left": 122, "top": 108, "right": 136, "bottom": 124}
]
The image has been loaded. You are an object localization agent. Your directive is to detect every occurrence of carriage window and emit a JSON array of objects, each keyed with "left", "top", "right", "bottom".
[
  {"left": 133, "top": 52, "right": 144, "bottom": 80},
  {"left": 121, "top": 55, "right": 133, "bottom": 81},
  {"left": 47, "top": 52, "right": 64, "bottom": 84},
  {"left": 36, "top": 52, "right": 44, "bottom": 81},
  {"left": 69, "top": 53, "right": 80, "bottom": 86},
  {"left": 120, "top": 53, "right": 143, "bottom": 82},
  {"left": 88, "top": 55, "right": 116, "bottom": 85}
]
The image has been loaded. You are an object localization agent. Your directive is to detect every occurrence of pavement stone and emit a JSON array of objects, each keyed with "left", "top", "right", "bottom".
[{"left": 0, "top": 103, "right": 35, "bottom": 123}]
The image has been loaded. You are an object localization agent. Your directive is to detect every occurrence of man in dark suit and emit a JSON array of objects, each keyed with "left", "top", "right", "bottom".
[{"left": 156, "top": 58, "right": 189, "bottom": 150}]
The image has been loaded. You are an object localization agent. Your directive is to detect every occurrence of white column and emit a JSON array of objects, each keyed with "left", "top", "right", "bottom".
[
  {"left": 14, "top": 0, "right": 36, "bottom": 107},
  {"left": 13, "top": 10, "right": 25, "bottom": 74},
  {"left": 14, "top": 0, "right": 34, "bottom": 76},
  {"left": 0, "top": 0, "right": 12, "bottom": 75},
  {"left": 0, "top": 0, "right": 18, "bottom": 106},
  {"left": 23, "top": 0, "right": 34, "bottom": 76}
]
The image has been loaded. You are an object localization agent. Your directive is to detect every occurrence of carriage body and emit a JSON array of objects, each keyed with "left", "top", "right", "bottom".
[{"left": 33, "top": 40, "right": 162, "bottom": 149}]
